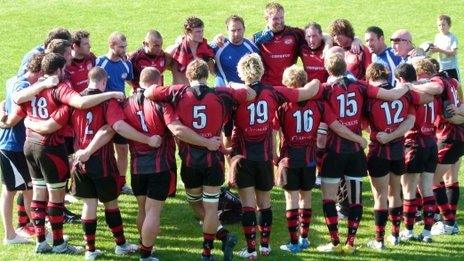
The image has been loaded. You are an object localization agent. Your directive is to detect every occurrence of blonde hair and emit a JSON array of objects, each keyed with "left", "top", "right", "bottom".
[
  {"left": 237, "top": 53, "right": 264, "bottom": 84},
  {"left": 324, "top": 54, "right": 346, "bottom": 77},
  {"left": 282, "top": 65, "right": 307, "bottom": 88},
  {"left": 186, "top": 59, "right": 209, "bottom": 81},
  {"left": 140, "top": 67, "right": 160, "bottom": 86},
  {"left": 265, "top": 2, "right": 284, "bottom": 16},
  {"left": 412, "top": 58, "right": 437, "bottom": 77},
  {"left": 88, "top": 66, "right": 108, "bottom": 83}
]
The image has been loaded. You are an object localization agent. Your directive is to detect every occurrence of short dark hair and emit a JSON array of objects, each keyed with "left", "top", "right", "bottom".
[
  {"left": 71, "top": 30, "right": 90, "bottom": 46},
  {"left": 27, "top": 53, "right": 45, "bottom": 73},
  {"left": 305, "top": 22, "right": 322, "bottom": 35},
  {"left": 184, "top": 16, "right": 204, "bottom": 33},
  {"left": 46, "top": 39, "right": 71, "bottom": 56},
  {"left": 225, "top": 15, "right": 245, "bottom": 28},
  {"left": 366, "top": 26, "right": 384, "bottom": 38},
  {"left": 395, "top": 63, "right": 417, "bottom": 82},
  {"left": 438, "top": 14, "right": 451, "bottom": 26},
  {"left": 43, "top": 27, "right": 71, "bottom": 48},
  {"left": 41, "top": 53, "right": 66, "bottom": 75}
]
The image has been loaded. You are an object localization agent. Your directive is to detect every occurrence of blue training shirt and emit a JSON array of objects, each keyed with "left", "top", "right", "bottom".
[
  {"left": 212, "top": 38, "right": 259, "bottom": 86},
  {"left": 17, "top": 45, "right": 45, "bottom": 77},
  {"left": 0, "top": 76, "right": 30, "bottom": 152},
  {"left": 95, "top": 55, "right": 134, "bottom": 93},
  {"left": 372, "top": 47, "right": 402, "bottom": 87}
]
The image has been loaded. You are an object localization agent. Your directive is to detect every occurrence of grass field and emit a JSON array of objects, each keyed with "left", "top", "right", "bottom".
[{"left": 1, "top": 0, "right": 464, "bottom": 260}]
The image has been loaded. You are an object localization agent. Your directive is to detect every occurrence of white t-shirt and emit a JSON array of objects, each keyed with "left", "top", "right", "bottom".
[{"left": 434, "top": 32, "right": 458, "bottom": 71}]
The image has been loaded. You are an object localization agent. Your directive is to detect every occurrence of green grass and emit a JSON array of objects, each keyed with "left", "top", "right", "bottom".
[{"left": 1, "top": 0, "right": 464, "bottom": 260}]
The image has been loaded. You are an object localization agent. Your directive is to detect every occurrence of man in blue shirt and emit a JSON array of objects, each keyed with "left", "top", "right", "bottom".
[
  {"left": 96, "top": 32, "right": 134, "bottom": 194},
  {"left": 211, "top": 15, "right": 259, "bottom": 86},
  {"left": 365, "top": 26, "right": 402, "bottom": 87}
]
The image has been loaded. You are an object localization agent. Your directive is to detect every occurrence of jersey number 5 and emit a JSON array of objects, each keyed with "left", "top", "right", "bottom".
[{"left": 193, "top": 105, "right": 207, "bottom": 129}]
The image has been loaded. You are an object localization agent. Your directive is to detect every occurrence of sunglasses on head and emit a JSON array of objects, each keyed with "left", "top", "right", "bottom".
[{"left": 390, "top": 38, "right": 409, "bottom": 43}]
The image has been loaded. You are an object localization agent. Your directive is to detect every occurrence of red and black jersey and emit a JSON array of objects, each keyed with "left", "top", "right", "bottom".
[
  {"left": 276, "top": 98, "right": 325, "bottom": 167},
  {"left": 322, "top": 77, "right": 379, "bottom": 153},
  {"left": 405, "top": 97, "right": 440, "bottom": 148},
  {"left": 256, "top": 26, "right": 305, "bottom": 86},
  {"left": 129, "top": 48, "right": 169, "bottom": 90},
  {"left": 150, "top": 84, "right": 247, "bottom": 168},
  {"left": 434, "top": 74, "right": 464, "bottom": 142},
  {"left": 343, "top": 45, "right": 371, "bottom": 81},
  {"left": 366, "top": 86, "right": 419, "bottom": 160},
  {"left": 231, "top": 82, "right": 301, "bottom": 161},
  {"left": 122, "top": 89, "right": 177, "bottom": 174},
  {"left": 301, "top": 44, "right": 329, "bottom": 83},
  {"left": 66, "top": 53, "right": 96, "bottom": 92},
  {"left": 68, "top": 89, "right": 123, "bottom": 177},
  {"left": 16, "top": 80, "right": 80, "bottom": 146}
]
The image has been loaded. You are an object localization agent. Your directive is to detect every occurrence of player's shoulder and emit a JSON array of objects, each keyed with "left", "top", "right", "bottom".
[{"left": 95, "top": 55, "right": 109, "bottom": 66}]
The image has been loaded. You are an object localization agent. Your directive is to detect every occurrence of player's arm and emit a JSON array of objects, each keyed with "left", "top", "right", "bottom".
[
  {"left": 409, "top": 80, "right": 443, "bottom": 96},
  {"left": 374, "top": 83, "right": 409, "bottom": 101},
  {"left": 327, "top": 121, "right": 367, "bottom": 148},
  {"left": 12, "top": 76, "right": 59, "bottom": 104},
  {"left": 167, "top": 120, "right": 221, "bottom": 151},
  {"left": 296, "top": 79, "right": 321, "bottom": 101},
  {"left": 0, "top": 112, "right": 24, "bottom": 129},
  {"left": 74, "top": 125, "right": 116, "bottom": 163},
  {"left": 23, "top": 117, "right": 61, "bottom": 134},
  {"left": 220, "top": 84, "right": 257, "bottom": 101},
  {"left": 67, "top": 92, "right": 124, "bottom": 109},
  {"left": 112, "top": 119, "right": 161, "bottom": 147},
  {"left": 377, "top": 115, "right": 415, "bottom": 144}
]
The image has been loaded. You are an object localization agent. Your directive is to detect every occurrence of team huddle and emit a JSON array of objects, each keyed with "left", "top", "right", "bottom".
[{"left": 0, "top": 2, "right": 462, "bottom": 261}]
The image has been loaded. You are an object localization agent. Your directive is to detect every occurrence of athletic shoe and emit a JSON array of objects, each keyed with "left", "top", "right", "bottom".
[
  {"left": 201, "top": 254, "right": 215, "bottom": 261},
  {"left": 431, "top": 221, "right": 455, "bottom": 236},
  {"left": 51, "top": 241, "right": 84, "bottom": 254},
  {"left": 35, "top": 240, "right": 53, "bottom": 253},
  {"left": 314, "top": 176, "right": 321, "bottom": 189},
  {"left": 279, "top": 242, "right": 301, "bottom": 253},
  {"left": 64, "top": 194, "right": 79, "bottom": 204},
  {"left": 237, "top": 248, "right": 257, "bottom": 260},
  {"left": 15, "top": 224, "right": 35, "bottom": 238},
  {"left": 434, "top": 213, "right": 442, "bottom": 222},
  {"left": 453, "top": 222, "right": 460, "bottom": 234},
  {"left": 3, "top": 234, "right": 31, "bottom": 245},
  {"left": 85, "top": 249, "right": 103, "bottom": 261},
  {"left": 140, "top": 257, "right": 159, "bottom": 261},
  {"left": 115, "top": 242, "right": 138, "bottom": 255},
  {"left": 298, "top": 237, "right": 310, "bottom": 249},
  {"left": 366, "top": 240, "right": 385, "bottom": 250},
  {"left": 387, "top": 235, "right": 400, "bottom": 246},
  {"left": 342, "top": 244, "right": 356, "bottom": 254},
  {"left": 316, "top": 242, "right": 343, "bottom": 253},
  {"left": 259, "top": 245, "right": 271, "bottom": 256},
  {"left": 415, "top": 210, "right": 424, "bottom": 225},
  {"left": 416, "top": 231, "right": 432, "bottom": 243},
  {"left": 399, "top": 230, "right": 416, "bottom": 241},
  {"left": 221, "top": 233, "right": 237, "bottom": 261},
  {"left": 120, "top": 184, "right": 134, "bottom": 195},
  {"left": 63, "top": 207, "right": 81, "bottom": 224}
]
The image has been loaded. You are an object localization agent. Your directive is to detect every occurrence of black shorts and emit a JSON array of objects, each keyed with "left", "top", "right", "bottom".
[
  {"left": 367, "top": 155, "right": 405, "bottom": 178},
  {"left": 180, "top": 164, "right": 224, "bottom": 189},
  {"left": 437, "top": 140, "right": 464, "bottom": 165},
  {"left": 64, "top": 136, "right": 74, "bottom": 154},
  {"left": 113, "top": 134, "right": 128, "bottom": 145},
  {"left": 443, "top": 69, "right": 460, "bottom": 82},
  {"left": 405, "top": 144, "right": 438, "bottom": 173},
  {"left": 320, "top": 150, "right": 367, "bottom": 179},
  {"left": 0, "top": 150, "right": 32, "bottom": 191},
  {"left": 71, "top": 169, "right": 119, "bottom": 203},
  {"left": 131, "top": 171, "right": 173, "bottom": 201},
  {"left": 235, "top": 159, "right": 274, "bottom": 191},
  {"left": 283, "top": 165, "right": 316, "bottom": 191},
  {"left": 24, "top": 141, "right": 70, "bottom": 186}
]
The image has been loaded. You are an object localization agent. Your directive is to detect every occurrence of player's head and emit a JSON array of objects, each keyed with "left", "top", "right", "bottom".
[
  {"left": 226, "top": 15, "right": 245, "bottom": 45},
  {"left": 390, "top": 29, "right": 413, "bottom": 57},
  {"left": 237, "top": 53, "right": 264, "bottom": 84},
  {"left": 329, "top": 19, "right": 355, "bottom": 48},
  {"left": 27, "top": 53, "right": 45, "bottom": 82},
  {"left": 412, "top": 58, "right": 437, "bottom": 79},
  {"left": 366, "top": 63, "right": 389, "bottom": 85},
  {"left": 88, "top": 66, "right": 108, "bottom": 91},
  {"left": 108, "top": 32, "right": 128, "bottom": 58},
  {"left": 305, "top": 22, "right": 323, "bottom": 50},
  {"left": 282, "top": 65, "right": 307, "bottom": 88},
  {"left": 365, "top": 26, "right": 386, "bottom": 54},
  {"left": 429, "top": 57, "right": 441, "bottom": 72},
  {"left": 139, "top": 67, "right": 161, "bottom": 88},
  {"left": 324, "top": 53, "right": 346, "bottom": 77},
  {"left": 71, "top": 30, "right": 91, "bottom": 57},
  {"left": 186, "top": 59, "right": 209, "bottom": 83},
  {"left": 45, "top": 39, "right": 72, "bottom": 66},
  {"left": 41, "top": 53, "right": 67, "bottom": 80},
  {"left": 143, "top": 30, "right": 163, "bottom": 56},
  {"left": 437, "top": 14, "right": 451, "bottom": 34},
  {"left": 43, "top": 27, "right": 71, "bottom": 49},
  {"left": 325, "top": 46, "right": 345, "bottom": 60},
  {"left": 184, "top": 16, "right": 204, "bottom": 44},
  {"left": 264, "top": 2, "right": 285, "bottom": 32},
  {"left": 394, "top": 63, "right": 417, "bottom": 83}
]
